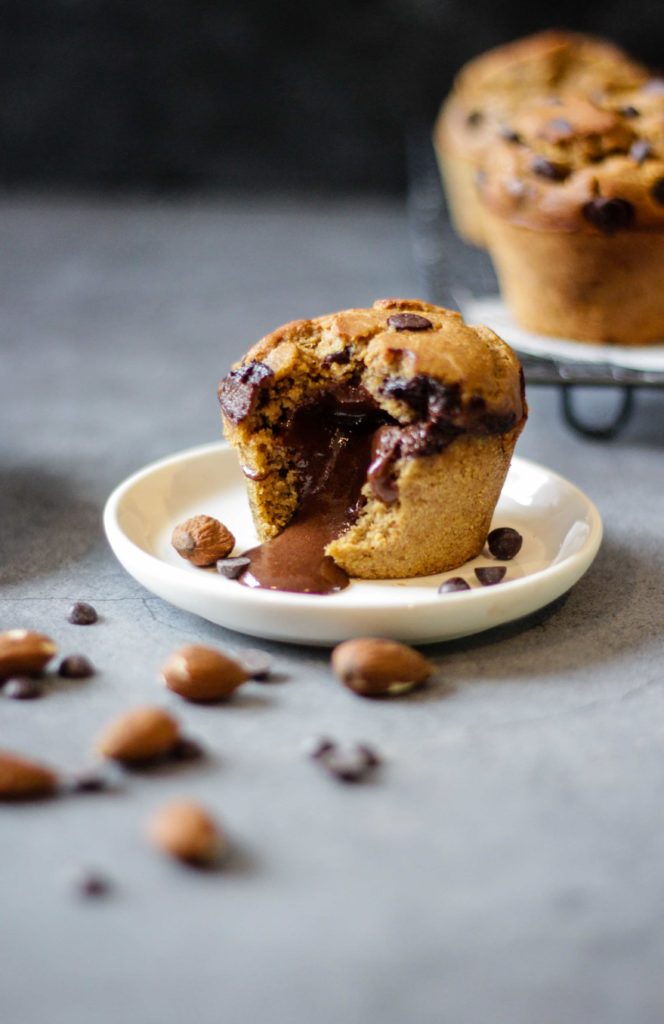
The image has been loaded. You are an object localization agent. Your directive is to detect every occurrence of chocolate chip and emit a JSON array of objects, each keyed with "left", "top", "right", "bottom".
[
  {"left": 323, "top": 748, "right": 373, "bottom": 783},
  {"left": 500, "top": 127, "right": 522, "bottom": 144},
  {"left": 466, "top": 110, "right": 483, "bottom": 128},
  {"left": 217, "top": 361, "right": 274, "bottom": 424},
  {"left": 619, "top": 105, "right": 640, "bottom": 118},
  {"left": 239, "top": 648, "right": 272, "bottom": 680},
  {"left": 382, "top": 375, "right": 460, "bottom": 422},
  {"left": 487, "top": 527, "right": 523, "bottom": 560},
  {"left": 69, "top": 767, "right": 119, "bottom": 793},
  {"left": 481, "top": 411, "right": 517, "bottom": 434},
  {"left": 170, "top": 737, "right": 205, "bottom": 761},
  {"left": 387, "top": 313, "right": 433, "bottom": 332},
  {"left": 475, "top": 566, "right": 507, "bottom": 586},
  {"left": 3, "top": 676, "right": 43, "bottom": 699},
  {"left": 58, "top": 654, "right": 95, "bottom": 679},
  {"left": 323, "top": 347, "right": 351, "bottom": 366},
  {"left": 305, "top": 736, "right": 337, "bottom": 759},
  {"left": 531, "top": 157, "right": 570, "bottom": 182},
  {"left": 67, "top": 602, "right": 98, "bottom": 625},
  {"left": 355, "top": 743, "right": 381, "bottom": 768},
  {"left": 651, "top": 179, "right": 664, "bottom": 206},
  {"left": 216, "top": 555, "right": 251, "bottom": 579},
  {"left": 73, "top": 869, "right": 112, "bottom": 899},
  {"left": 582, "top": 197, "right": 635, "bottom": 234},
  {"left": 438, "top": 577, "right": 471, "bottom": 594},
  {"left": 630, "top": 139, "right": 652, "bottom": 164}
]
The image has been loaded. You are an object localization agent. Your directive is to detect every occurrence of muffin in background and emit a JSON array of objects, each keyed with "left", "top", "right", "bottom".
[
  {"left": 477, "top": 83, "right": 664, "bottom": 344},
  {"left": 218, "top": 300, "right": 526, "bottom": 587},
  {"left": 434, "top": 30, "right": 648, "bottom": 248}
]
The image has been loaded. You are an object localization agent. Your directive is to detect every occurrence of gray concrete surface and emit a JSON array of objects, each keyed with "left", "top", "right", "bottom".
[{"left": 1, "top": 195, "right": 664, "bottom": 1024}]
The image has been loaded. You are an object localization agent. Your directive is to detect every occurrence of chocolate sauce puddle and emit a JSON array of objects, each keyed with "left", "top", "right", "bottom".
[{"left": 239, "top": 389, "right": 388, "bottom": 595}]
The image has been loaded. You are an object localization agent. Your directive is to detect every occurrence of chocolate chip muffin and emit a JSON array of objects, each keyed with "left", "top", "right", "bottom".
[
  {"left": 478, "top": 82, "right": 664, "bottom": 343},
  {"left": 218, "top": 300, "right": 526, "bottom": 592},
  {"left": 434, "top": 30, "right": 647, "bottom": 247}
]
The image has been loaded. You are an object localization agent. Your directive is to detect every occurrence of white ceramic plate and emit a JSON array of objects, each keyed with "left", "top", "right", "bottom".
[
  {"left": 103, "top": 442, "right": 602, "bottom": 647},
  {"left": 462, "top": 295, "right": 664, "bottom": 373}
]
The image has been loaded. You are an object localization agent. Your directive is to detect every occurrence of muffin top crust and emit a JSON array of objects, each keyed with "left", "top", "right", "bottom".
[
  {"left": 436, "top": 30, "right": 648, "bottom": 159},
  {"left": 219, "top": 299, "right": 525, "bottom": 439},
  {"left": 476, "top": 83, "right": 664, "bottom": 233}
]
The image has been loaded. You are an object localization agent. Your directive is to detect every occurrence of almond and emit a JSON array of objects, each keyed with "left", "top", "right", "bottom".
[
  {"left": 0, "top": 750, "right": 58, "bottom": 800},
  {"left": 331, "top": 637, "right": 433, "bottom": 697},
  {"left": 95, "top": 706, "right": 180, "bottom": 763},
  {"left": 171, "top": 515, "right": 235, "bottom": 567},
  {"left": 147, "top": 800, "right": 224, "bottom": 866},
  {"left": 0, "top": 629, "right": 57, "bottom": 680},
  {"left": 161, "top": 645, "right": 249, "bottom": 702}
]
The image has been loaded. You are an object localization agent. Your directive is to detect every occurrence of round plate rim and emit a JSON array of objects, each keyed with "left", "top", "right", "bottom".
[{"left": 103, "top": 441, "right": 603, "bottom": 643}]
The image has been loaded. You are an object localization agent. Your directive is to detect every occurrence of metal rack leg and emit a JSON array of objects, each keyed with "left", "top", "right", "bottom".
[{"left": 561, "top": 385, "right": 634, "bottom": 440}]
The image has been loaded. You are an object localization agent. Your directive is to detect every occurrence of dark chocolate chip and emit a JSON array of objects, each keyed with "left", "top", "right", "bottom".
[
  {"left": 548, "top": 117, "right": 573, "bottom": 136},
  {"left": 630, "top": 139, "right": 652, "bottom": 165},
  {"left": 382, "top": 375, "right": 460, "bottom": 422},
  {"left": 355, "top": 743, "right": 381, "bottom": 768},
  {"left": 438, "top": 577, "right": 471, "bottom": 594},
  {"left": 651, "top": 178, "right": 664, "bottom": 206},
  {"left": 500, "top": 127, "right": 522, "bottom": 144},
  {"left": 582, "top": 197, "right": 635, "bottom": 234},
  {"left": 466, "top": 110, "right": 483, "bottom": 128},
  {"left": 217, "top": 361, "right": 274, "bottom": 424},
  {"left": 171, "top": 737, "right": 205, "bottom": 761},
  {"left": 69, "top": 767, "right": 119, "bottom": 793},
  {"left": 323, "top": 748, "right": 372, "bottom": 783},
  {"left": 531, "top": 157, "right": 570, "bottom": 182},
  {"left": 387, "top": 313, "right": 433, "bottom": 332},
  {"left": 239, "top": 648, "right": 272, "bottom": 680},
  {"left": 487, "top": 527, "right": 523, "bottom": 560},
  {"left": 305, "top": 736, "right": 337, "bottom": 760},
  {"left": 475, "top": 566, "right": 507, "bottom": 586},
  {"left": 58, "top": 654, "right": 95, "bottom": 679},
  {"left": 216, "top": 555, "right": 251, "bottom": 579},
  {"left": 4, "top": 676, "right": 43, "bottom": 699},
  {"left": 619, "top": 105, "right": 640, "bottom": 118},
  {"left": 73, "top": 869, "right": 112, "bottom": 899},
  {"left": 67, "top": 601, "right": 98, "bottom": 625},
  {"left": 322, "top": 347, "right": 351, "bottom": 366}
]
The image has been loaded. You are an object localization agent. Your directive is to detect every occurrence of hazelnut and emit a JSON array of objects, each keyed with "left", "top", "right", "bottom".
[
  {"left": 0, "top": 750, "right": 58, "bottom": 800},
  {"left": 95, "top": 706, "right": 180, "bottom": 763},
  {"left": 161, "top": 644, "right": 249, "bottom": 702},
  {"left": 147, "top": 800, "right": 225, "bottom": 866},
  {"left": 331, "top": 637, "right": 433, "bottom": 698},
  {"left": 0, "top": 629, "right": 57, "bottom": 680},
  {"left": 171, "top": 515, "right": 235, "bottom": 567}
]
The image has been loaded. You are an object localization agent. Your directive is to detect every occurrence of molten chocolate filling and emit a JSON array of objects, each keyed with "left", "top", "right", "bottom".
[
  {"left": 225, "top": 372, "right": 522, "bottom": 595},
  {"left": 240, "top": 387, "right": 390, "bottom": 594}
]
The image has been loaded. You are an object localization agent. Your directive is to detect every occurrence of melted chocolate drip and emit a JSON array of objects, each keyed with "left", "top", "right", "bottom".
[{"left": 239, "top": 389, "right": 389, "bottom": 594}]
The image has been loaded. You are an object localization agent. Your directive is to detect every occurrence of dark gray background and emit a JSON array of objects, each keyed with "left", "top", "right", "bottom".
[
  {"left": 1, "top": 195, "right": 664, "bottom": 1023},
  {"left": 1, "top": 1, "right": 662, "bottom": 191}
]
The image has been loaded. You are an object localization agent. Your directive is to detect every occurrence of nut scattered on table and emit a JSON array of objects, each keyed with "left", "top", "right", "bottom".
[
  {"left": 171, "top": 515, "right": 235, "bottom": 567},
  {"left": 147, "top": 799, "right": 225, "bottom": 866},
  {"left": 161, "top": 644, "right": 249, "bottom": 702},
  {"left": 0, "top": 629, "right": 57, "bottom": 681},
  {"left": 0, "top": 750, "right": 58, "bottom": 800},
  {"left": 331, "top": 637, "right": 433, "bottom": 698},
  {"left": 95, "top": 706, "right": 181, "bottom": 763}
]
